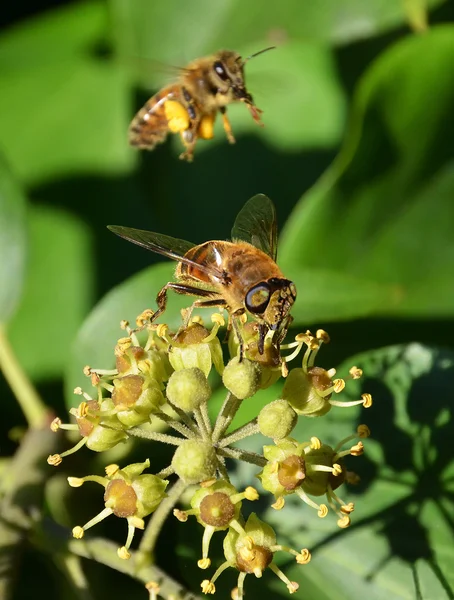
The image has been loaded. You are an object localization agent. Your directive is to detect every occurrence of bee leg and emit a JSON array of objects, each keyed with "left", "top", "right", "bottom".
[
  {"left": 153, "top": 283, "right": 217, "bottom": 322},
  {"left": 258, "top": 323, "right": 268, "bottom": 355},
  {"left": 181, "top": 297, "right": 227, "bottom": 329},
  {"left": 220, "top": 107, "right": 236, "bottom": 144},
  {"left": 179, "top": 127, "right": 197, "bottom": 162},
  {"left": 231, "top": 309, "right": 246, "bottom": 362}
]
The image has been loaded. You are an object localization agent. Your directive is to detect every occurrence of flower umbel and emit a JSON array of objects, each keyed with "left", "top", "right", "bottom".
[{"left": 50, "top": 312, "right": 371, "bottom": 597}]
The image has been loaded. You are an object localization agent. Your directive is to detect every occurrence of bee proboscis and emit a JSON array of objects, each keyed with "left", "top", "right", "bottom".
[
  {"left": 129, "top": 48, "right": 274, "bottom": 162},
  {"left": 108, "top": 195, "right": 296, "bottom": 358}
]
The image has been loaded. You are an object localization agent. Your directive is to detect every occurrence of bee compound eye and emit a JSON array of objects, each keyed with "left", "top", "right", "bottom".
[
  {"left": 213, "top": 61, "right": 229, "bottom": 81},
  {"left": 245, "top": 282, "right": 271, "bottom": 314}
]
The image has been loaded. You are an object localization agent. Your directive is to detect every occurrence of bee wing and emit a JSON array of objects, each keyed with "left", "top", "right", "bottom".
[
  {"left": 107, "top": 226, "right": 225, "bottom": 282},
  {"left": 231, "top": 194, "right": 278, "bottom": 260}
]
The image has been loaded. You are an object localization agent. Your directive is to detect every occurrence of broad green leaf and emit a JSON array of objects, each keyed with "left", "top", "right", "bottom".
[
  {"left": 228, "top": 343, "right": 454, "bottom": 599},
  {"left": 280, "top": 26, "right": 454, "bottom": 321},
  {"left": 8, "top": 205, "right": 93, "bottom": 380},
  {"left": 0, "top": 155, "right": 27, "bottom": 322},
  {"left": 65, "top": 262, "right": 211, "bottom": 408},
  {"left": 0, "top": 2, "right": 133, "bottom": 186},
  {"left": 110, "top": 0, "right": 447, "bottom": 59}
]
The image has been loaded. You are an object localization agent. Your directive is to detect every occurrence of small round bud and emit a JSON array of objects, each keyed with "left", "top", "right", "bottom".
[
  {"left": 282, "top": 367, "right": 332, "bottom": 417},
  {"left": 258, "top": 399, "right": 297, "bottom": 439},
  {"left": 170, "top": 322, "right": 224, "bottom": 376},
  {"left": 222, "top": 357, "right": 261, "bottom": 400},
  {"left": 172, "top": 440, "right": 217, "bottom": 484},
  {"left": 166, "top": 368, "right": 211, "bottom": 412}
]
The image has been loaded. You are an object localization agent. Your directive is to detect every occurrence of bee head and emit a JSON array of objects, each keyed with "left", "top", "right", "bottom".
[{"left": 245, "top": 278, "right": 297, "bottom": 330}]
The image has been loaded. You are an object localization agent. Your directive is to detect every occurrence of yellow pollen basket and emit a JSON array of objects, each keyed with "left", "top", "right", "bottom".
[
  {"left": 197, "top": 113, "right": 216, "bottom": 139},
  {"left": 164, "top": 100, "right": 190, "bottom": 133}
]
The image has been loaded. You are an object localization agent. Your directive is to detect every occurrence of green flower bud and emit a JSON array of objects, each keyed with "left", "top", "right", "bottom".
[
  {"left": 258, "top": 438, "right": 306, "bottom": 498},
  {"left": 116, "top": 345, "right": 171, "bottom": 384},
  {"left": 172, "top": 440, "right": 217, "bottom": 484},
  {"left": 77, "top": 399, "right": 127, "bottom": 452},
  {"left": 190, "top": 480, "right": 241, "bottom": 530},
  {"left": 132, "top": 474, "right": 168, "bottom": 517},
  {"left": 112, "top": 375, "right": 165, "bottom": 427},
  {"left": 258, "top": 399, "right": 297, "bottom": 439},
  {"left": 169, "top": 322, "right": 224, "bottom": 377},
  {"left": 282, "top": 367, "right": 332, "bottom": 417},
  {"left": 223, "top": 513, "right": 276, "bottom": 573},
  {"left": 166, "top": 367, "right": 211, "bottom": 412},
  {"left": 303, "top": 443, "right": 337, "bottom": 496},
  {"left": 222, "top": 357, "right": 261, "bottom": 400},
  {"left": 105, "top": 460, "right": 168, "bottom": 519}
]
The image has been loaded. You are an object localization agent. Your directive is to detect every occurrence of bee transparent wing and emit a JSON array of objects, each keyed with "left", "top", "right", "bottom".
[
  {"left": 231, "top": 194, "right": 278, "bottom": 260},
  {"left": 107, "top": 225, "right": 225, "bottom": 281}
]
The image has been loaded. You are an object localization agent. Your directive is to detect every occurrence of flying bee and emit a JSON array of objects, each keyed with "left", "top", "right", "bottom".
[
  {"left": 108, "top": 194, "right": 296, "bottom": 358},
  {"left": 128, "top": 47, "right": 274, "bottom": 162}
]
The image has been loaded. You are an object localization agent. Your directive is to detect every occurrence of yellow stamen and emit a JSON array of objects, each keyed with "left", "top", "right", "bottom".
[
  {"left": 67, "top": 477, "right": 85, "bottom": 487},
  {"left": 357, "top": 424, "right": 371, "bottom": 437},
  {"left": 244, "top": 486, "right": 259, "bottom": 501},
  {"left": 135, "top": 310, "right": 152, "bottom": 328},
  {"left": 173, "top": 509, "right": 188, "bottom": 522},
  {"left": 50, "top": 417, "right": 62, "bottom": 431},
  {"left": 361, "top": 393, "right": 373, "bottom": 408},
  {"left": 271, "top": 497, "right": 285, "bottom": 510},
  {"left": 310, "top": 436, "right": 321, "bottom": 450},
  {"left": 296, "top": 548, "right": 311, "bottom": 564},
  {"left": 105, "top": 464, "right": 120, "bottom": 477},
  {"left": 72, "top": 526, "right": 84, "bottom": 539},
  {"left": 118, "top": 546, "right": 131, "bottom": 560},
  {"left": 316, "top": 329, "right": 330, "bottom": 343},
  {"left": 349, "top": 366, "right": 362, "bottom": 379},
  {"left": 198, "top": 558, "right": 211, "bottom": 569},
  {"left": 201, "top": 580, "right": 216, "bottom": 594},
  {"left": 333, "top": 379, "right": 345, "bottom": 393},
  {"left": 337, "top": 515, "right": 351, "bottom": 528},
  {"left": 350, "top": 442, "right": 364, "bottom": 456}
]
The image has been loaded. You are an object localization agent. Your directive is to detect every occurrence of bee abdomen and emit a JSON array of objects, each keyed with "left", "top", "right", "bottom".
[{"left": 128, "top": 90, "right": 173, "bottom": 149}]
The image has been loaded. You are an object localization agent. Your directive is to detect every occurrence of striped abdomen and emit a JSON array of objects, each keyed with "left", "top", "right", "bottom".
[
  {"left": 129, "top": 85, "right": 180, "bottom": 149},
  {"left": 177, "top": 241, "right": 226, "bottom": 285}
]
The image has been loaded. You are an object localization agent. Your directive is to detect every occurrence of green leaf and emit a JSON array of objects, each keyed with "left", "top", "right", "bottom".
[
  {"left": 65, "top": 262, "right": 201, "bottom": 409},
  {"left": 280, "top": 26, "right": 454, "bottom": 322},
  {"left": 8, "top": 205, "right": 93, "bottom": 380},
  {"left": 0, "top": 1, "right": 133, "bottom": 186},
  {"left": 230, "top": 343, "right": 454, "bottom": 599},
  {"left": 0, "top": 154, "right": 27, "bottom": 323},
  {"left": 110, "top": 0, "right": 447, "bottom": 57}
]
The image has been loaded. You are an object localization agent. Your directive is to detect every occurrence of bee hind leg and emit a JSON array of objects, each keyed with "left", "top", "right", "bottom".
[
  {"left": 179, "top": 129, "right": 197, "bottom": 162},
  {"left": 220, "top": 107, "right": 236, "bottom": 144}
]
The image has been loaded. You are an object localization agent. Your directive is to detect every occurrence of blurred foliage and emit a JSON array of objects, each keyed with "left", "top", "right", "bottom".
[{"left": 1, "top": 0, "right": 454, "bottom": 599}]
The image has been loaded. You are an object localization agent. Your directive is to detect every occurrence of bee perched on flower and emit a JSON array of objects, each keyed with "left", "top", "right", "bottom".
[{"left": 49, "top": 195, "right": 372, "bottom": 600}]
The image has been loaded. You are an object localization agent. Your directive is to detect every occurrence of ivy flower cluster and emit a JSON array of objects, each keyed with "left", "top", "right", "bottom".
[{"left": 48, "top": 309, "right": 371, "bottom": 599}]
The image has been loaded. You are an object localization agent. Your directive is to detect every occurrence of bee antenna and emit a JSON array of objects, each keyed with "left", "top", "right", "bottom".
[{"left": 242, "top": 46, "right": 276, "bottom": 64}]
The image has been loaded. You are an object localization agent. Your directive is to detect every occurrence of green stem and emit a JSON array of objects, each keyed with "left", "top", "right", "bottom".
[
  {"left": 127, "top": 427, "right": 185, "bottom": 446},
  {"left": 216, "top": 456, "right": 230, "bottom": 482},
  {"left": 0, "top": 323, "right": 48, "bottom": 427},
  {"left": 154, "top": 411, "right": 196, "bottom": 439},
  {"left": 217, "top": 446, "right": 266, "bottom": 467},
  {"left": 57, "top": 553, "right": 94, "bottom": 600},
  {"left": 193, "top": 407, "right": 209, "bottom": 439},
  {"left": 218, "top": 418, "right": 259, "bottom": 447},
  {"left": 139, "top": 479, "right": 188, "bottom": 554},
  {"left": 212, "top": 392, "right": 241, "bottom": 443}
]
